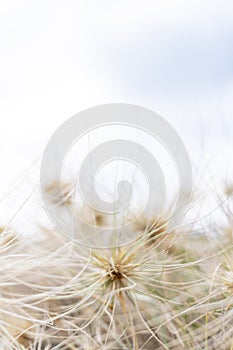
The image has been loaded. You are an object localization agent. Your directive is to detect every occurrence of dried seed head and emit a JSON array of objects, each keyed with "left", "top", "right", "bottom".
[
  {"left": 92, "top": 247, "right": 138, "bottom": 285},
  {"left": 45, "top": 181, "right": 74, "bottom": 206},
  {"left": 224, "top": 181, "right": 233, "bottom": 197}
]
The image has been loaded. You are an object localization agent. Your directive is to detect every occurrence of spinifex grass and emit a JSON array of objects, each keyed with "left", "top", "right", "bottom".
[{"left": 1, "top": 182, "right": 233, "bottom": 349}]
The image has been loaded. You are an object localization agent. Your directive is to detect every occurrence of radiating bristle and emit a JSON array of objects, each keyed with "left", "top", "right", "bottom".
[{"left": 1, "top": 180, "right": 233, "bottom": 349}]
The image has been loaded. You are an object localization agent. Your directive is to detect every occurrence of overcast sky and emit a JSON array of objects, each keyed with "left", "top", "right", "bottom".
[{"left": 0, "top": 1, "right": 232, "bottom": 217}]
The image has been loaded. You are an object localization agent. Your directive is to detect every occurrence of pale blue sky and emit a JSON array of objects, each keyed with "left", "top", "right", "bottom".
[
  {"left": 86, "top": 1, "right": 233, "bottom": 95},
  {"left": 0, "top": 0, "right": 232, "bottom": 197}
]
